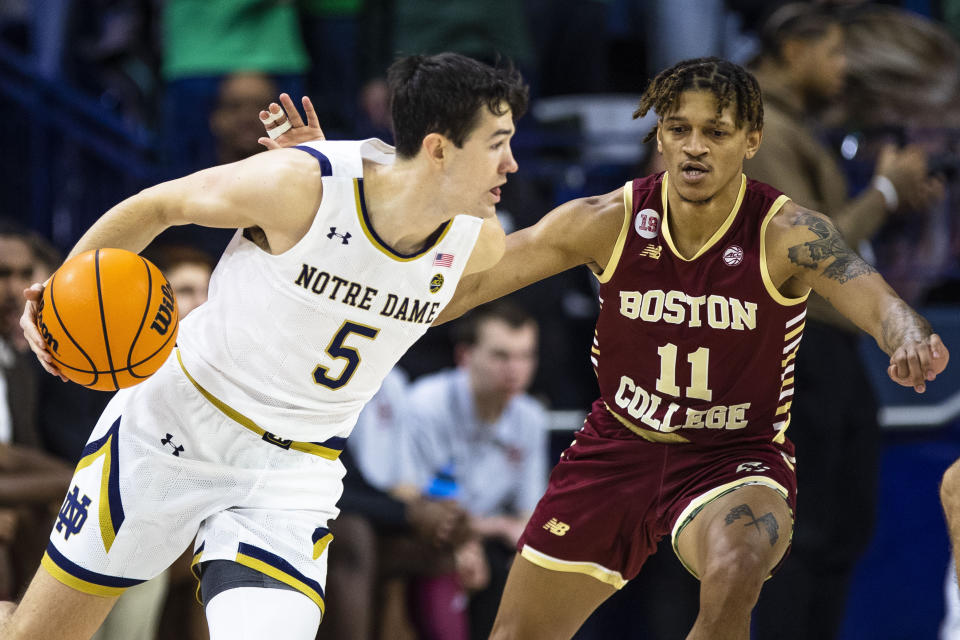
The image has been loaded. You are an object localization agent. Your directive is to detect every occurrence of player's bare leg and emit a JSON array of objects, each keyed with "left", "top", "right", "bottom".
[
  {"left": 0, "top": 565, "right": 118, "bottom": 640},
  {"left": 488, "top": 553, "right": 616, "bottom": 640},
  {"left": 676, "top": 484, "right": 793, "bottom": 640},
  {"left": 941, "top": 459, "right": 960, "bottom": 583}
]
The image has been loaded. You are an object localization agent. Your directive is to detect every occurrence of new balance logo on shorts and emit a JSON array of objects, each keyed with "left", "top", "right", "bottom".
[
  {"left": 56, "top": 486, "right": 91, "bottom": 540},
  {"left": 736, "top": 461, "right": 769, "bottom": 473},
  {"left": 543, "top": 518, "right": 571, "bottom": 536}
]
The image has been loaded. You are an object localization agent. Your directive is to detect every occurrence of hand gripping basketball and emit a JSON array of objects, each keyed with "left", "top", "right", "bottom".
[{"left": 32, "top": 248, "right": 179, "bottom": 391}]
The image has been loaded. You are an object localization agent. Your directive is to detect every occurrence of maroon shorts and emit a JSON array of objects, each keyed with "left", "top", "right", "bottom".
[{"left": 517, "top": 400, "right": 797, "bottom": 588}]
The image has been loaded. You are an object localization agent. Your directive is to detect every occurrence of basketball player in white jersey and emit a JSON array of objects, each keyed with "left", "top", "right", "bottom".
[{"left": 3, "top": 52, "right": 528, "bottom": 640}]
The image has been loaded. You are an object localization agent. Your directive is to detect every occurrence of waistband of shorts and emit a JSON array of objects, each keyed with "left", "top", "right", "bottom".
[
  {"left": 175, "top": 349, "right": 345, "bottom": 460},
  {"left": 602, "top": 402, "right": 691, "bottom": 444}
]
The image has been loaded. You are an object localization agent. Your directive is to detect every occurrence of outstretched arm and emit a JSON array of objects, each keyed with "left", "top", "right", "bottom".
[
  {"left": 767, "top": 202, "right": 948, "bottom": 392},
  {"left": 22, "top": 149, "right": 324, "bottom": 376},
  {"left": 436, "top": 187, "right": 627, "bottom": 324}
]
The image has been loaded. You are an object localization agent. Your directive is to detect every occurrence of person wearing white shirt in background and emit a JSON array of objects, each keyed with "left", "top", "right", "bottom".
[{"left": 399, "top": 300, "right": 548, "bottom": 639}]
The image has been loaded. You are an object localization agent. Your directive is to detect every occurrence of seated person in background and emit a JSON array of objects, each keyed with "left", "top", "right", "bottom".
[
  {"left": 144, "top": 244, "right": 215, "bottom": 317},
  {"left": 321, "top": 367, "right": 471, "bottom": 640},
  {"left": 0, "top": 220, "right": 73, "bottom": 601},
  {"left": 399, "top": 300, "right": 549, "bottom": 640}
]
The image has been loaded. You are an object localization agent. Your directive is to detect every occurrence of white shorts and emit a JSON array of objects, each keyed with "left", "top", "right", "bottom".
[{"left": 42, "top": 354, "right": 346, "bottom": 613}]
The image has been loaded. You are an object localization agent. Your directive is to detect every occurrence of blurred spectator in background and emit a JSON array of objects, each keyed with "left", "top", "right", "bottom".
[
  {"left": 744, "top": 5, "right": 946, "bottom": 639},
  {"left": 155, "top": 71, "right": 282, "bottom": 257},
  {"left": 399, "top": 300, "right": 548, "bottom": 640},
  {"left": 160, "top": 0, "right": 308, "bottom": 175},
  {"left": 838, "top": 4, "right": 960, "bottom": 305},
  {"left": 0, "top": 218, "right": 72, "bottom": 603},
  {"left": 145, "top": 244, "right": 215, "bottom": 318},
  {"left": 208, "top": 72, "right": 280, "bottom": 167},
  {"left": 320, "top": 368, "right": 471, "bottom": 640}
]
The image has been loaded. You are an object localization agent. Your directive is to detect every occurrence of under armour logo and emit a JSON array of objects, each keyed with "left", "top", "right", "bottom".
[
  {"left": 543, "top": 518, "right": 570, "bottom": 536},
  {"left": 56, "top": 486, "right": 91, "bottom": 540},
  {"left": 736, "top": 461, "right": 769, "bottom": 473},
  {"left": 327, "top": 227, "right": 351, "bottom": 245},
  {"left": 161, "top": 433, "right": 185, "bottom": 456}
]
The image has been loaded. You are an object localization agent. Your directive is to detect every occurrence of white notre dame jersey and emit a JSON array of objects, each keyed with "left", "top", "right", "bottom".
[{"left": 176, "top": 139, "right": 483, "bottom": 444}]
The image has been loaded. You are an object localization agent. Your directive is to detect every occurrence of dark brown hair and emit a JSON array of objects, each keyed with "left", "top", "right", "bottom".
[{"left": 634, "top": 57, "right": 763, "bottom": 143}]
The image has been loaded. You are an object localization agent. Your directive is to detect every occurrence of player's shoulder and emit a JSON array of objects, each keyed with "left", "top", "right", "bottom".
[
  {"left": 555, "top": 185, "right": 627, "bottom": 227},
  {"left": 766, "top": 199, "right": 834, "bottom": 243},
  {"left": 242, "top": 147, "right": 326, "bottom": 185}
]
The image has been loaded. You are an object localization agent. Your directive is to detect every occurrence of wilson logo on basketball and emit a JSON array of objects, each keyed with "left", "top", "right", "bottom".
[
  {"left": 36, "top": 297, "right": 60, "bottom": 354},
  {"left": 722, "top": 245, "right": 744, "bottom": 266},
  {"left": 150, "top": 282, "right": 176, "bottom": 336}
]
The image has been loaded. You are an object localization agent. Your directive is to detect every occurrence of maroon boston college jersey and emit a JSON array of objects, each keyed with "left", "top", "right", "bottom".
[{"left": 593, "top": 172, "right": 809, "bottom": 447}]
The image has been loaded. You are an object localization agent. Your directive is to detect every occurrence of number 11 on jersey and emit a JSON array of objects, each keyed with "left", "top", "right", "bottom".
[{"left": 655, "top": 343, "right": 712, "bottom": 401}]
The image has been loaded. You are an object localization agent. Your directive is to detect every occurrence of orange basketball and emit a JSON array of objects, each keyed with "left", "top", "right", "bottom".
[{"left": 36, "top": 248, "right": 179, "bottom": 391}]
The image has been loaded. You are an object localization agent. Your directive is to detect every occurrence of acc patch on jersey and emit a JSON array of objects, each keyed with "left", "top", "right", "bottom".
[
  {"left": 429, "top": 274, "right": 444, "bottom": 293},
  {"left": 722, "top": 245, "right": 744, "bottom": 266},
  {"left": 635, "top": 209, "right": 661, "bottom": 239}
]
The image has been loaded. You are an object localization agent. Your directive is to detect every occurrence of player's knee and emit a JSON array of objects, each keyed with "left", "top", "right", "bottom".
[
  {"left": 700, "top": 545, "right": 768, "bottom": 594},
  {"left": 942, "top": 460, "right": 960, "bottom": 516}
]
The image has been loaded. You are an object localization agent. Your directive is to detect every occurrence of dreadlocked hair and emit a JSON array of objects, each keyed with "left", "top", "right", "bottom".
[{"left": 634, "top": 57, "right": 763, "bottom": 143}]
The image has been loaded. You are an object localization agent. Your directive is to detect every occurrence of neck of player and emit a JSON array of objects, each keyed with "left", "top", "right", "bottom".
[
  {"left": 666, "top": 171, "right": 743, "bottom": 255},
  {"left": 362, "top": 158, "right": 452, "bottom": 256}
]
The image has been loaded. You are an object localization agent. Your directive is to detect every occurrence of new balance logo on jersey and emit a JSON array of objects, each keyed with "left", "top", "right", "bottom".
[
  {"left": 639, "top": 244, "right": 662, "bottom": 260},
  {"left": 161, "top": 433, "right": 184, "bottom": 456},
  {"left": 543, "top": 518, "right": 570, "bottom": 536},
  {"left": 736, "top": 461, "right": 769, "bottom": 473},
  {"left": 56, "top": 486, "right": 91, "bottom": 540},
  {"left": 327, "top": 227, "right": 351, "bottom": 245}
]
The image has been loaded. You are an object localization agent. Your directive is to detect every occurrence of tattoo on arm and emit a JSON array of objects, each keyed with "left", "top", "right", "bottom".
[
  {"left": 725, "top": 503, "right": 780, "bottom": 547},
  {"left": 786, "top": 211, "right": 878, "bottom": 283},
  {"left": 880, "top": 298, "right": 933, "bottom": 355}
]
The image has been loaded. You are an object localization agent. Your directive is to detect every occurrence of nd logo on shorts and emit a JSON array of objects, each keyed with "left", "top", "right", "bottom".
[
  {"left": 56, "top": 486, "right": 92, "bottom": 540},
  {"left": 635, "top": 209, "right": 661, "bottom": 239}
]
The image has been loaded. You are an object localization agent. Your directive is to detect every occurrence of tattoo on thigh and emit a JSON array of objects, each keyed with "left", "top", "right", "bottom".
[{"left": 724, "top": 504, "right": 780, "bottom": 546}]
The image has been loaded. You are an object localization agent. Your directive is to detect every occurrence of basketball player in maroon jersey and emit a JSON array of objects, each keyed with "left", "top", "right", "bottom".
[{"left": 260, "top": 56, "right": 948, "bottom": 640}]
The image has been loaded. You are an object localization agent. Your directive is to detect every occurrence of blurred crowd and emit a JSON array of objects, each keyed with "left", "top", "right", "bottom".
[{"left": 3, "top": 1, "right": 960, "bottom": 639}]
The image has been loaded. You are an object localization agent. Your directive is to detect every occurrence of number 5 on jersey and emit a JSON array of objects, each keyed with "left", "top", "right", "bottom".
[{"left": 313, "top": 321, "right": 380, "bottom": 390}]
